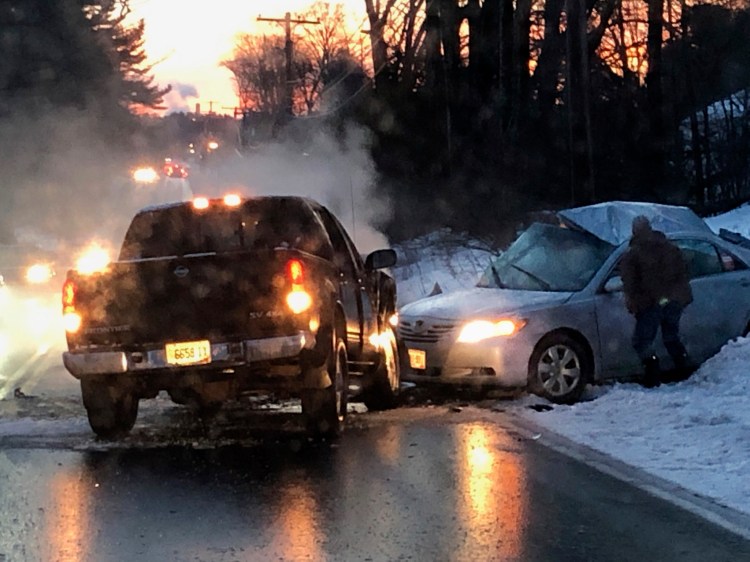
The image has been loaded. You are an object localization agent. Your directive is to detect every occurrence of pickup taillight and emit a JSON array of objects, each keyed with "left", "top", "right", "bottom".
[
  {"left": 62, "top": 279, "right": 82, "bottom": 333},
  {"left": 285, "top": 259, "right": 312, "bottom": 314}
]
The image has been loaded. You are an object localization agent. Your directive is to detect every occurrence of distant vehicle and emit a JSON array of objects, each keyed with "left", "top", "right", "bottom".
[
  {"left": 0, "top": 243, "right": 57, "bottom": 291},
  {"left": 61, "top": 195, "right": 400, "bottom": 438},
  {"left": 398, "top": 201, "right": 750, "bottom": 404},
  {"left": 162, "top": 158, "right": 189, "bottom": 179}
]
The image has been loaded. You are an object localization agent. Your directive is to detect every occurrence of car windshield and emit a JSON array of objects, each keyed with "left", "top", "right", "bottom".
[{"left": 477, "top": 223, "right": 615, "bottom": 292}]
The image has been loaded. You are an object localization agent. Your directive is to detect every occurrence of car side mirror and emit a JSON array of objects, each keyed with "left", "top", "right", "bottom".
[
  {"left": 603, "top": 275, "right": 624, "bottom": 293},
  {"left": 365, "top": 249, "right": 397, "bottom": 271}
]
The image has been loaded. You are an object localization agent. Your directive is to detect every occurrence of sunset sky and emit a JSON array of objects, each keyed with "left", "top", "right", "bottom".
[{"left": 131, "top": 0, "right": 367, "bottom": 114}]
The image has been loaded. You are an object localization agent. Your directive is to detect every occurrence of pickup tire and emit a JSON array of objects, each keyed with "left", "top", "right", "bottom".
[
  {"left": 301, "top": 334, "right": 348, "bottom": 437},
  {"left": 81, "top": 379, "right": 139, "bottom": 439},
  {"left": 361, "top": 327, "right": 400, "bottom": 411}
]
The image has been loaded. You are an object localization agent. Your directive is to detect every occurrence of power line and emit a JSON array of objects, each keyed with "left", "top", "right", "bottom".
[{"left": 257, "top": 12, "right": 320, "bottom": 117}]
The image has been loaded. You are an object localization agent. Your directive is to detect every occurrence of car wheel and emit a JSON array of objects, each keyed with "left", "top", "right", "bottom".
[
  {"left": 528, "top": 334, "right": 590, "bottom": 405},
  {"left": 361, "top": 327, "right": 400, "bottom": 411},
  {"left": 301, "top": 334, "right": 348, "bottom": 437},
  {"left": 81, "top": 379, "right": 139, "bottom": 439}
]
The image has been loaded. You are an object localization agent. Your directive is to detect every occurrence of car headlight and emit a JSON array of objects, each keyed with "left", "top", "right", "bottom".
[
  {"left": 388, "top": 313, "right": 399, "bottom": 327},
  {"left": 25, "top": 263, "right": 54, "bottom": 284},
  {"left": 457, "top": 319, "right": 526, "bottom": 343}
]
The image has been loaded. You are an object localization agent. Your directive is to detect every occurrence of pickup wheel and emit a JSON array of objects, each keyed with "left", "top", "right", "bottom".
[
  {"left": 301, "top": 334, "right": 348, "bottom": 437},
  {"left": 81, "top": 379, "right": 139, "bottom": 439},
  {"left": 361, "top": 327, "right": 400, "bottom": 411}
]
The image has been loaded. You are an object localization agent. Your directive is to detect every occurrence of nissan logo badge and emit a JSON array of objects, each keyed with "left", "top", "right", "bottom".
[{"left": 174, "top": 266, "right": 189, "bottom": 278}]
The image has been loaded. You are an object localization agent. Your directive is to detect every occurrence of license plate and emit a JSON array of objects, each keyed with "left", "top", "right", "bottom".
[
  {"left": 165, "top": 340, "right": 212, "bottom": 366},
  {"left": 408, "top": 349, "right": 426, "bottom": 370}
]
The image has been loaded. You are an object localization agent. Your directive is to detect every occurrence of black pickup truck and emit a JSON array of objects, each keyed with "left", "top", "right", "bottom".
[{"left": 62, "top": 195, "right": 399, "bottom": 438}]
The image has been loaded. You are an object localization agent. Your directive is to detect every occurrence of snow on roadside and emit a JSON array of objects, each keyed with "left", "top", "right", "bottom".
[
  {"left": 518, "top": 336, "right": 750, "bottom": 515},
  {"left": 391, "top": 228, "right": 495, "bottom": 305}
]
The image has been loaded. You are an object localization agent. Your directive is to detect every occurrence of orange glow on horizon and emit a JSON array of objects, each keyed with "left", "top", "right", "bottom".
[{"left": 131, "top": 1, "right": 367, "bottom": 114}]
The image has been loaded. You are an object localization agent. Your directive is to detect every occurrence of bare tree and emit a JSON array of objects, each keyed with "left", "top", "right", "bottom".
[
  {"left": 223, "top": 34, "right": 288, "bottom": 113},
  {"left": 297, "top": 2, "right": 354, "bottom": 113}
]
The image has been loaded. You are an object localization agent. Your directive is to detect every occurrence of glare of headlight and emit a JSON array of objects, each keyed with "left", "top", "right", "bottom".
[
  {"left": 223, "top": 193, "right": 241, "bottom": 206},
  {"left": 0, "top": 333, "right": 8, "bottom": 360},
  {"left": 286, "top": 289, "right": 312, "bottom": 314},
  {"left": 388, "top": 313, "right": 399, "bottom": 327},
  {"left": 76, "top": 245, "right": 110, "bottom": 275},
  {"left": 207, "top": 141, "right": 219, "bottom": 150},
  {"left": 133, "top": 166, "right": 159, "bottom": 183},
  {"left": 457, "top": 319, "right": 525, "bottom": 343},
  {"left": 63, "top": 312, "right": 82, "bottom": 333},
  {"left": 369, "top": 331, "right": 392, "bottom": 350},
  {"left": 26, "top": 263, "right": 54, "bottom": 284},
  {"left": 193, "top": 197, "right": 209, "bottom": 210},
  {"left": 24, "top": 298, "right": 52, "bottom": 336}
]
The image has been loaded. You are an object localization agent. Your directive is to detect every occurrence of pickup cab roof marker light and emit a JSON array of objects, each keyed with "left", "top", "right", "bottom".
[
  {"left": 224, "top": 193, "right": 241, "bottom": 206},
  {"left": 192, "top": 197, "right": 209, "bottom": 210}
]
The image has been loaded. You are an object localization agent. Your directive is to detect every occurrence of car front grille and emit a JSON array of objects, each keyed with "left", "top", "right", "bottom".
[{"left": 399, "top": 320, "right": 456, "bottom": 344}]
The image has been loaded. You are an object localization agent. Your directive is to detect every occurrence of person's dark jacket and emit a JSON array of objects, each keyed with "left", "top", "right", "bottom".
[{"left": 620, "top": 229, "right": 693, "bottom": 314}]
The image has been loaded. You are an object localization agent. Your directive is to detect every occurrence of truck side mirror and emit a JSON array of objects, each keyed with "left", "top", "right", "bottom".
[{"left": 365, "top": 249, "right": 397, "bottom": 271}]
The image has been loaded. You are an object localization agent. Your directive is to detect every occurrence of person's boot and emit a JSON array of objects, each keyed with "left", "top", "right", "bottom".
[
  {"left": 671, "top": 351, "right": 692, "bottom": 382},
  {"left": 641, "top": 355, "right": 661, "bottom": 388}
]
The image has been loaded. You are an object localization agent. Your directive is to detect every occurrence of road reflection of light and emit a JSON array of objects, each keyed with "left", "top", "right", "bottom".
[
  {"left": 274, "top": 476, "right": 322, "bottom": 560},
  {"left": 456, "top": 424, "right": 527, "bottom": 559},
  {"left": 46, "top": 469, "right": 90, "bottom": 562},
  {"left": 373, "top": 424, "right": 402, "bottom": 464}
]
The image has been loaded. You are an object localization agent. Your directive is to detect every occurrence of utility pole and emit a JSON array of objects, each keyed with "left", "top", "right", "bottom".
[{"left": 257, "top": 12, "right": 319, "bottom": 118}]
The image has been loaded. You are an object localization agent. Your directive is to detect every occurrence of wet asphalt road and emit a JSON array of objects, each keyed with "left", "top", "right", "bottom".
[
  {"left": 2, "top": 324, "right": 750, "bottom": 562},
  {"left": 2, "top": 396, "right": 750, "bottom": 562}
]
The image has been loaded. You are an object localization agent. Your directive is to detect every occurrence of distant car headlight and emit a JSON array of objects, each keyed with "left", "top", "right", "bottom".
[
  {"left": 457, "top": 319, "right": 526, "bottom": 343},
  {"left": 133, "top": 166, "right": 159, "bottom": 183},
  {"left": 25, "top": 263, "right": 54, "bottom": 284}
]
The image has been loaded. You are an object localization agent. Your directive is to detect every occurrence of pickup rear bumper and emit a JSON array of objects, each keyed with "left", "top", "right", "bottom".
[{"left": 63, "top": 332, "right": 315, "bottom": 378}]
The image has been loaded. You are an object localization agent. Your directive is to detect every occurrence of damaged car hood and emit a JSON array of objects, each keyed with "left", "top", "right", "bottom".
[
  {"left": 559, "top": 201, "right": 712, "bottom": 245},
  {"left": 398, "top": 287, "right": 573, "bottom": 319}
]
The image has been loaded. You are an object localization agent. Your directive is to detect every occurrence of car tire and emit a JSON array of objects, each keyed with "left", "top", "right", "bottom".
[
  {"left": 301, "top": 333, "right": 348, "bottom": 437},
  {"left": 361, "top": 327, "right": 400, "bottom": 411},
  {"left": 528, "top": 333, "right": 590, "bottom": 405},
  {"left": 81, "top": 379, "right": 139, "bottom": 439}
]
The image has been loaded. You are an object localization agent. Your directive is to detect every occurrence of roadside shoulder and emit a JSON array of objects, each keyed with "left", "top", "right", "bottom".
[{"left": 504, "top": 410, "right": 750, "bottom": 542}]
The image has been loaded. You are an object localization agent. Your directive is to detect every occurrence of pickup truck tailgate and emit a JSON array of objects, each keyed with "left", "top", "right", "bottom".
[{"left": 69, "top": 250, "right": 305, "bottom": 347}]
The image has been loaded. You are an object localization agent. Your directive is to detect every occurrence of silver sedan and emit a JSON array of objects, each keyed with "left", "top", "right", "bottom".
[{"left": 398, "top": 202, "right": 750, "bottom": 403}]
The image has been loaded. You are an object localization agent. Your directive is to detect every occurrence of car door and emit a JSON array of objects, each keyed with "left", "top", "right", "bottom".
[
  {"left": 316, "top": 208, "right": 367, "bottom": 356},
  {"left": 594, "top": 238, "right": 750, "bottom": 378},
  {"left": 673, "top": 238, "right": 750, "bottom": 361},
  {"left": 593, "top": 258, "right": 641, "bottom": 379}
]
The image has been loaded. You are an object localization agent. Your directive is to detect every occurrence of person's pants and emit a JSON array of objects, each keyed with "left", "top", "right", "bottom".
[{"left": 632, "top": 301, "right": 688, "bottom": 364}]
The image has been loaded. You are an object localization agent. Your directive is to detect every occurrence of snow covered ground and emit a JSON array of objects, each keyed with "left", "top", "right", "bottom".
[{"left": 391, "top": 204, "right": 750, "bottom": 523}]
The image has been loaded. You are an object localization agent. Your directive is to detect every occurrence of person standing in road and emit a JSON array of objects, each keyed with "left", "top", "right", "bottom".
[{"left": 620, "top": 215, "right": 693, "bottom": 387}]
